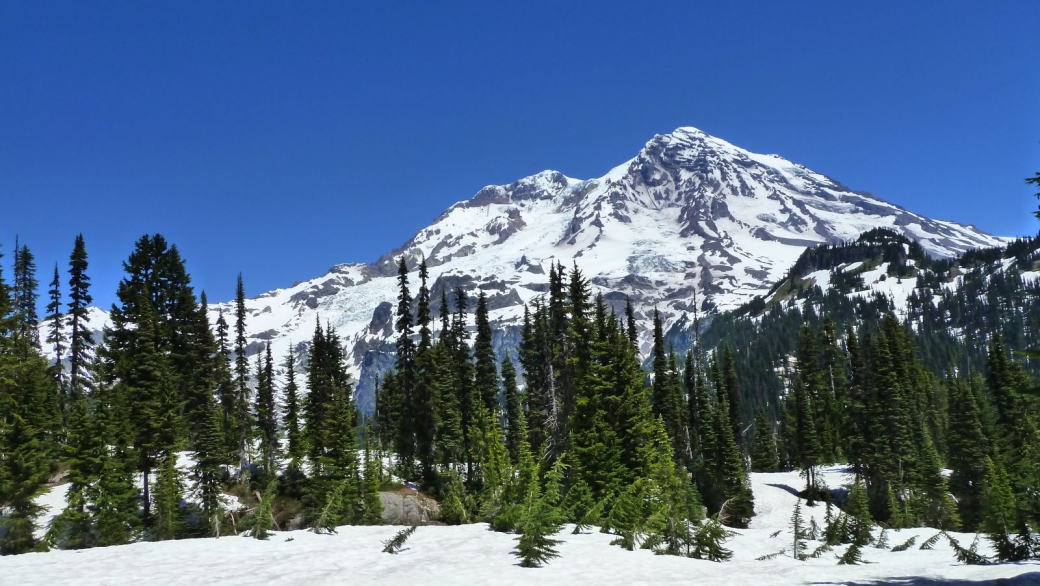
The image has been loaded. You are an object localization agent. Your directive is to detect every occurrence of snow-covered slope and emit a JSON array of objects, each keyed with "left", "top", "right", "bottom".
[
  {"left": 6, "top": 468, "right": 1038, "bottom": 585},
  {"left": 64, "top": 128, "right": 1009, "bottom": 410}
]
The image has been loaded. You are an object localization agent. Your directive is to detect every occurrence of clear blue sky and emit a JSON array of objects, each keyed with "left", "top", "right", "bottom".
[{"left": 2, "top": 2, "right": 1038, "bottom": 307}]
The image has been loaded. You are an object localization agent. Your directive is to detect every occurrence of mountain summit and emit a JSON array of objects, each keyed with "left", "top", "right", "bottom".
[{"left": 194, "top": 126, "right": 1004, "bottom": 410}]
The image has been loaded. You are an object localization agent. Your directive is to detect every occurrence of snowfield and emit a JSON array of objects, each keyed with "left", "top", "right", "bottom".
[{"left": 4, "top": 468, "right": 1039, "bottom": 585}]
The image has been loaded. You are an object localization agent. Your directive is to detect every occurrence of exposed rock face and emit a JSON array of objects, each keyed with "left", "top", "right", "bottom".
[{"left": 379, "top": 489, "right": 439, "bottom": 525}]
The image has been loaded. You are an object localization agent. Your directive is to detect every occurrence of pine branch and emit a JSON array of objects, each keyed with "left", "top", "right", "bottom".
[
  {"left": 808, "top": 543, "right": 833, "bottom": 559},
  {"left": 919, "top": 532, "right": 942, "bottom": 550},
  {"left": 945, "top": 533, "right": 990, "bottom": 565},
  {"left": 873, "top": 528, "right": 889, "bottom": 549},
  {"left": 756, "top": 549, "right": 787, "bottom": 561},
  {"left": 382, "top": 525, "right": 418, "bottom": 554},
  {"left": 838, "top": 541, "right": 864, "bottom": 565},
  {"left": 891, "top": 536, "right": 917, "bottom": 552}
]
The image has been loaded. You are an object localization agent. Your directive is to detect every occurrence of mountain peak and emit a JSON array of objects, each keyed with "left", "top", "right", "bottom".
[{"left": 61, "top": 128, "right": 1009, "bottom": 415}]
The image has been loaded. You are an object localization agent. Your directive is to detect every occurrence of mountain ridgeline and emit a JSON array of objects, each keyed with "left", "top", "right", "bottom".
[
  {"left": 690, "top": 228, "right": 1040, "bottom": 428},
  {"left": 43, "top": 127, "right": 1009, "bottom": 415}
]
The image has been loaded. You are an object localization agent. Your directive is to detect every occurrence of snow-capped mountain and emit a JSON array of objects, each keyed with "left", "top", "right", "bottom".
[{"left": 194, "top": 127, "right": 1005, "bottom": 411}]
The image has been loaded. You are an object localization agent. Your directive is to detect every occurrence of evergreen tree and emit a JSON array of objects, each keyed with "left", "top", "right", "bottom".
[
  {"left": 248, "top": 479, "right": 278, "bottom": 540},
  {"left": 624, "top": 297, "right": 638, "bottom": 347},
  {"left": 691, "top": 518, "right": 734, "bottom": 561},
  {"left": 232, "top": 273, "right": 251, "bottom": 478},
  {"left": 438, "top": 471, "right": 469, "bottom": 525},
  {"left": 12, "top": 243, "right": 40, "bottom": 349},
  {"left": 750, "top": 410, "right": 779, "bottom": 473},
  {"left": 214, "top": 308, "right": 236, "bottom": 464},
  {"left": 502, "top": 355, "right": 523, "bottom": 464},
  {"left": 282, "top": 345, "right": 305, "bottom": 472},
  {"left": 90, "top": 345, "right": 140, "bottom": 547},
  {"left": 48, "top": 392, "right": 97, "bottom": 549},
  {"left": 393, "top": 256, "right": 416, "bottom": 479},
  {"left": 843, "top": 480, "right": 873, "bottom": 547},
  {"left": 515, "top": 462, "right": 564, "bottom": 568},
  {"left": 191, "top": 397, "right": 226, "bottom": 535},
  {"left": 946, "top": 376, "right": 989, "bottom": 531},
  {"left": 650, "top": 309, "right": 681, "bottom": 452},
  {"left": 473, "top": 291, "right": 498, "bottom": 413},
  {"left": 411, "top": 257, "right": 438, "bottom": 486},
  {"left": 642, "top": 417, "right": 704, "bottom": 556},
  {"left": 790, "top": 499, "right": 808, "bottom": 560},
  {"left": 721, "top": 345, "right": 747, "bottom": 458},
  {"left": 255, "top": 343, "right": 279, "bottom": 474},
  {"left": 151, "top": 451, "right": 185, "bottom": 541},
  {"left": 45, "top": 263, "right": 67, "bottom": 424},
  {"left": 792, "top": 324, "right": 824, "bottom": 498},
  {"left": 982, "top": 456, "right": 1030, "bottom": 561},
  {"left": 360, "top": 430, "right": 384, "bottom": 525},
  {"left": 67, "top": 234, "right": 94, "bottom": 399},
  {"left": 451, "top": 288, "right": 478, "bottom": 484}
]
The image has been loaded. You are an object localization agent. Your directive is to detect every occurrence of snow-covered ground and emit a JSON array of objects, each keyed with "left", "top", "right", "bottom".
[{"left": 4, "top": 467, "right": 1038, "bottom": 585}]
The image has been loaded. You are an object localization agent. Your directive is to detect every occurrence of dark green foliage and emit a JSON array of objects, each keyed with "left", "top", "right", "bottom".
[
  {"left": 92, "top": 444, "right": 140, "bottom": 547},
  {"left": 6, "top": 225, "right": 1040, "bottom": 566},
  {"left": 691, "top": 518, "right": 734, "bottom": 562},
  {"left": 0, "top": 247, "right": 57, "bottom": 554},
  {"left": 151, "top": 452, "right": 185, "bottom": 541},
  {"left": 255, "top": 343, "right": 279, "bottom": 474},
  {"left": 392, "top": 257, "right": 416, "bottom": 479},
  {"left": 13, "top": 244, "right": 40, "bottom": 349},
  {"left": 792, "top": 325, "right": 824, "bottom": 498},
  {"left": 750, "top": 410, "right": 779, "bottom": 473},
  {"left": 873, "top": 527, "right": 889, "bottom": 549},
  {"left": 310, "top": 479, "right": 347, "bottom": 535},
  {"left": 473, "top": 292, "right": 498, "bottom": 414},
  {"left": 945, "top": 533, "right": 990, "bottom": 565},
  {"left": 282, "top": 346, "right": 304, "bottom": 469},
  {"left": 919, "top": 532, "right": 942, "bottom": 550},
  {"left": 248, "top": 479, "right": 279, "bottom": 540},
  {"left": 44, "top": 263, "right": 66, "bottom": 418},
  {"left": 605, "top": 481, "right": 643, "bottom": 551},
  {"left": 382, "top": 525, "right": 417, "bottom": 554},
  {"left": 515, "top": 461, "right": 565, "bottom": 568},
  {"left": 808, "top": 543, "right": 833, "bottom": 559},
  {"left": 838, "top": 541, "right": 864, "bottom": 565},
  {"left": 1028, "top": 170, "right": 1040, "bottom": 219},
  {"left": 438, "top": 471, "right": 469, "bottom": 525},
  {"left": 946, "top": 377, "right": 989, "bottom": 531},
  {"left": 412, "top": 258, "right": 438, "bottom": 486},
  {"left": 192, "top": 398, "right": 226, "bottom": 532},
  {"left": 232, "top": 274, "right": 251, "bottom": 479},
  {"left": 502, "top": 355, "right": 523, "bottom": 463},
  {"left": 360, "top": 434, "right": 384, "bottom": 525},
  {"left": 891, "top": 536, "right": 917, "bottom": 552},
  {"left": 67, "top": 235, "right": 95, "bottom": 398},
  {"left": 982, "top": 456, "right": 1031, "bottom": 561},
  {"left": 843, "top": 481, "right": 873, "bottom": 547},
  {"left": 566, "top": 480, "right": 601, "bottom": 534},
  {"left": 790, "top": 499, "right": 808, "bottom": 560}
]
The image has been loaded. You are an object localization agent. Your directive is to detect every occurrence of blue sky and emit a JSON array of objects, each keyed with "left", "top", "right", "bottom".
[{"left": 2, "top": 2, "right": 1038, "bottom": 307}]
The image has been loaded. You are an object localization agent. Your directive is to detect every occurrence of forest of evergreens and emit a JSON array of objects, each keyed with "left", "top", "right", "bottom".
[{"left": 2, "top": 211, "right": 1040, "bottom": 566}]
